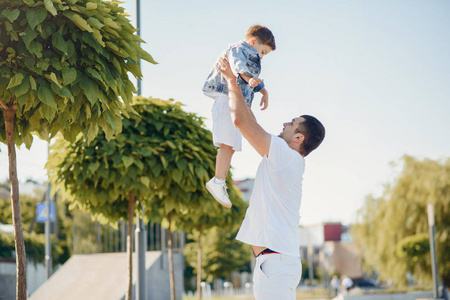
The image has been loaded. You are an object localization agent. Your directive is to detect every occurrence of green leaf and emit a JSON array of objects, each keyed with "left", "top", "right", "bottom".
[
  {"left": 104, "top": 18, "right": 121, "bottom": 30},
  {"left": 22, "top": 26, "right": 37, "bottom": 50},
  {"left": 5, "top": 21, "right": 13, "bottom": 33},
  {"left": 37, "top": 60, "right": 49, "bottom": 71},
  {"left": 2, "top": 9, "right": 20, "bottom": 22},
  {"left": 29, "top": 76, "right": 37, "bottom": 90},
  {"left": 66, "top": 12, "right": 94, "bottom": 33},
  {"left": 176, "top": 158, "right": 188, "bottom": 170},
  {"left": 38, "top": 85, "right": 57, "bottom": 109},
  {"left": 52, "top": 32, "right": 68, "bottom": 55},
  {"left": 122, "top": 156, "right": 134, "bottom": 169},
  {"left": 92, "top": 29, "right": 105, "bottom": 47},
  {"left": 7, "top": 73, "right": 24, "bottom": 89},
  {"left": 62, "top": 67, "right": 77, "bottom": 85},
  {"left": 28, "top": 41, "right": 43, "bottom": 58},
  {"left": 13, "top": 77, "right": 30, "bottom": 97},
  {"left": 46, "top": 72, "right": 62, "bottom": 88},
  {"left": 26, "top": 7, "right": 48, "bottom": 30},
  {"left": 86, "top": 68, "right": 102, "bottom": 82},
  {"left": 88, "top": 161, "right": 100, "bottom": 173},
  {"left": 172, "top": 169, "right": 182, "bottom": 183},
  {"left": 86, "top": 2, "right": 97, "bottom": 10},
  {"left": 140, "top": 51, "right": 158, "bottom": 65},
  {"left": 87, "top": 17, "right": 103, "bottom": 30},
  {"left": 140, "top": 177, "right": 150, "bottom": 188},
  {"left": 40, "top": 103, "right": 57, "bottom": 122},
  {"left": 44, "top": 0, "right": 57, "bottom": 16},
  {"left": 87, "top": 123, "right": 98, "bottom": 142},
  {"left": 166, "top": 140, "right": 177, "bottom": 149},
  {"left": 80, "top": 77, "right": 99, "bottom": 105}
]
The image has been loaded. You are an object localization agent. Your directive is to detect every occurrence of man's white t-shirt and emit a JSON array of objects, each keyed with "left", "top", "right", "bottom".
[{"left": 236, "top": 135, "right": 305, "bottom": 257}]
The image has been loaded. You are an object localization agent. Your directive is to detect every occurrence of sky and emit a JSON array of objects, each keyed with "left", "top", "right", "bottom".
[{"left": 1, "top": 0, "right": 450, "bottom": 225}]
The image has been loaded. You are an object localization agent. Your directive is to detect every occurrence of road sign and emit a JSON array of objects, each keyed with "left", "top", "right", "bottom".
[{"left": 36, "top": 203, "right": 55, "bottom": 223}]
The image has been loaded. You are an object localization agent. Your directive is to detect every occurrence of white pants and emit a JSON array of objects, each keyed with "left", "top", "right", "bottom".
[
  {"left": 211, "top": 94, "right": 242, "bottom": 151},
  {"left": 253, "top": 253, "right": 302, "bottom": 300}
]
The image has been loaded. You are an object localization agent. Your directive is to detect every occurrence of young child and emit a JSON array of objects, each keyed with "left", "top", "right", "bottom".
[{"left": 202, "top": 25, "right": 276, "bottom": 208}]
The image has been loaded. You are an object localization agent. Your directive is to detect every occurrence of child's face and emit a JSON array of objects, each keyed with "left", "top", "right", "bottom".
[{"left": 250, "top": 39, "right": 273, "bottom": 59}]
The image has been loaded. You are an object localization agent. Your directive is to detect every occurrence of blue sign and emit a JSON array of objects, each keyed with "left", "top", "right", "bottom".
[{"left": 36, "top": 203, "right": 55, "bottom": 223}]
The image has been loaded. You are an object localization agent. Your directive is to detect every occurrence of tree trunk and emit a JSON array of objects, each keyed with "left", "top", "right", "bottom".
[
  {"left": 416, "top": 263, "right": 422, "bottom": 285},
  {"left": 126, "top": 192, "right": 135, "bottom": 300},
  {"left": 197, "top": 226, "right": 202, "bottom": 300},
  {"left": 168, "top": 212, "right": 176, "bottom": 300},
  {"left": 2, "top": 102, "right": 27, "bottom": 300}
]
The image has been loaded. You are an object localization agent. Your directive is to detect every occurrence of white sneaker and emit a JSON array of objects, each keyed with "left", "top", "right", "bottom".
[{"left": 206, "top": 178, "right": 232, "bottom": 208}]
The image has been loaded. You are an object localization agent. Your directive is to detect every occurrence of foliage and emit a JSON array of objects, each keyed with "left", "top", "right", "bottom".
[
  {"left": 47, "top": 96, "right": 245, "bottom": 230},
  {"left": 0, "top": 192, "right": 73, "bottom": 265},
  {"left": 184, "top": 225, "right": 252, "bottom": 282},
  {"left": 396, "top": 233, "right": 430, "bottom": 261},
  {"left": 0, "top": 0, "right": 156, "bottom": 146},
  {"left": 0, "top": 231, "right": 63, "bottom": 265},
  {"left": 351, "top": 155, "right": 450, "bottom": 286},
  {"left": 0, "top": 194, "right": 41, "bottom": 225},
  {"left": 0, "top": 179, "right": 10, "bottom": 191}
]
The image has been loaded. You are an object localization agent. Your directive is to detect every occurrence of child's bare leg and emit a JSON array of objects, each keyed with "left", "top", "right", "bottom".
[{"left": 215, "top": 144, "right": 235, "bottom": 180}]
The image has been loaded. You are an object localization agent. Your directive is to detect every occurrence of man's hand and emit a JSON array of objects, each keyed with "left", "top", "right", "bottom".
[
  {"left": 249, "top": 77, "right": 262, "bottom": 88},
  {"left": 216, "top": 57, "right": 236, "bottom": 84}
]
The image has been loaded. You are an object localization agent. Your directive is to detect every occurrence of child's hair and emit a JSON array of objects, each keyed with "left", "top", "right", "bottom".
[{"left": 245, "top": 25, "right": 276, "bottom": 50}]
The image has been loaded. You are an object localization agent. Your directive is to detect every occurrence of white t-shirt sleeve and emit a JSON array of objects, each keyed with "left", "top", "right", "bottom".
[
  {"left": 267, "top": 135, "right": 295, "bottom": 170},
  {"left": 267, "top": 135, "right": 304, "bottom": 180}
]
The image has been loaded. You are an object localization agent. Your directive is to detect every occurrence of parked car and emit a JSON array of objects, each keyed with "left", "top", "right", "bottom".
[{"left": 352, "top": 278, "right": 381, "bottom": 289}]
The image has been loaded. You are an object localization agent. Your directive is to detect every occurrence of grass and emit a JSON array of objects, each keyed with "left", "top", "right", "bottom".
[
  {"left": 183, "top": 297, "right": 253, "bottom": 300},
  {"left": 183, "top": 287, "right": 334, "bottom": 300}
]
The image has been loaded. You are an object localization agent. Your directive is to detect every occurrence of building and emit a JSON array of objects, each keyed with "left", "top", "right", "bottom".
[
  {"left": 299, "top": 222, "right": 362, "bottom": 279},
  {"left": 233, "top": 178, "right": 254, "bottom": 202}
]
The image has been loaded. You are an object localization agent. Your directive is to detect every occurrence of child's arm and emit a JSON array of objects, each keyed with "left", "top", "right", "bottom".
[
  {"left": 240, "top": 74, "right": 261, "bottom": 88},
  {"left": 240, "top": 75, "right": 268, "bottom": 110},
  {"left": 227, "top": 47, "right": 261, "bottom": 85},
  {"left": 259, "top": 88, "right": 269, "bottom": 111}
]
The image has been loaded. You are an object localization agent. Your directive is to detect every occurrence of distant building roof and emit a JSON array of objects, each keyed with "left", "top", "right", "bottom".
[{"left": 233, "top": 178, "right": 254, "bottom": 202}]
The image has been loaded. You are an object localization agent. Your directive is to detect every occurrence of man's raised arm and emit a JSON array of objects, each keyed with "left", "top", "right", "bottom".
[{"left": 216, "top": 57, "right": 271, "bottom": 157}]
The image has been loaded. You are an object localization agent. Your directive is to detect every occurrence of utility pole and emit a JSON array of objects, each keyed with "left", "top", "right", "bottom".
[
  {"left": 45, "top": 143, "right": 52, "bottom": 279},
  {"left": 134, "top": 1, "right": 146, "bottom": 299},
  {"left": 427, "top": 204, "right": 439, "bottom": 299},
  {"left": 136, "top": 210, "right": 147, "bottom": 300}
]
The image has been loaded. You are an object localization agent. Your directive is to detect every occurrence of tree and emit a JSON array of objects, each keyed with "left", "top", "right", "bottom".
[
  {"left": 0, "top": 0, "right": 154, "bottom": 298},
  {"left": 184, "top": 225, "right": 252, "bottom": 283},
  {"left": 351, "top": 155, "right": 450, "bottom": 287},
  {"left": 396, "top": 233, "right": 430, "bottom": 285},
  {"left": 0, "top": 193, "right": 66, "bottom": 265},
  {"left": 47, "top": 96, "right": 246, "bottom": 300}
]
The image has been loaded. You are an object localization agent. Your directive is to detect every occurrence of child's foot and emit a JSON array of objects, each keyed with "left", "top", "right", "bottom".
[{"left": 206, "top": 177, "right": 232, "bottom": 208}]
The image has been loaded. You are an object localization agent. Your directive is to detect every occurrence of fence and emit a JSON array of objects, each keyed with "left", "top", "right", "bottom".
[{"left": 72, "top": 212, "right": 185, "bottom": 255}]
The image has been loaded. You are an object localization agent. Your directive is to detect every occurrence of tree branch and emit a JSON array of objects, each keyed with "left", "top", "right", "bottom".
[{"left": 0, "top": 101, "right": 7, "bottom": 110}]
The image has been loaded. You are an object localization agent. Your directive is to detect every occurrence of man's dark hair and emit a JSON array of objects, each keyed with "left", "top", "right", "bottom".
[
  {"left": 296, "top": 115, "right": 325, "bottom": 157},
  {"left": 245, "top": 25, "right": 276, "bottom": 50}
]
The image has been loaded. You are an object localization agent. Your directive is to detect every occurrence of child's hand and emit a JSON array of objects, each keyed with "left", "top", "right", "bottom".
[
  {"left": 249, "top": 77, "right": 262, "bottom": 88},
  {"left": 260, "top": 93, "right": 269, "bottom": 110}
]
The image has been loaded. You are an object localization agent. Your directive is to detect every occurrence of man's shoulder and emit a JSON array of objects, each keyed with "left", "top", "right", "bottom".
[{"left": 268, "top": 135, "right": 304, "bottom": 164}]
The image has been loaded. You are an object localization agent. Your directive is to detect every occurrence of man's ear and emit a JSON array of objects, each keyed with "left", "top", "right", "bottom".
[{"left": 293, "top": 133, "right": 305, "bottom": 145}]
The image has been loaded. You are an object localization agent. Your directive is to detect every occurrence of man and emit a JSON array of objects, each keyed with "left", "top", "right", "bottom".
[{"left": 216, "top": 57, "right": 325, "bottom": 299}]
